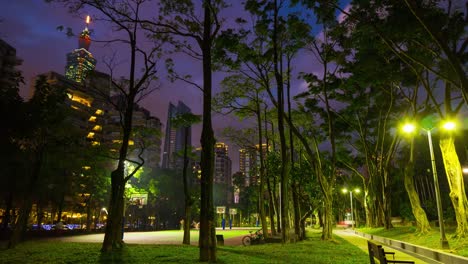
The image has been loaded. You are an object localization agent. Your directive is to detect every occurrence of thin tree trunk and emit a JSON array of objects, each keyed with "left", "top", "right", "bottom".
[
  {"left": 3, "top": 192, "right": 13, "bottom": 230},
  {"left": 256, "top": 102, "right": 268, "bottom": 238},
  {"left": 199, "top": 2, "right": 216, "bottom": 261},
  {"left": 182, "top": 126, "right": 191, "bottom": 245},
  {"left": 273, "top": 0, "right": 290, "bottom": 243}
]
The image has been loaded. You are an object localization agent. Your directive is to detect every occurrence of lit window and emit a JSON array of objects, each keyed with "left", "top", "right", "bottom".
[
  {"left": 89, "top": 116, "right": 97, "bottom": 122},
  {"left": 92, "top": 125, "right": 102, "bottom": 131},
  {"left": 91, "top": 141, "right": 100, "bottom": 146},
  {"left": 95, "top": 109, "right": 104, "bottom": 115},
  {"left": 82, "top": 166, "right": 91, "bottom": 170},
  {"left": 87, "top": 132, "right": 95, "bottom": 139}
]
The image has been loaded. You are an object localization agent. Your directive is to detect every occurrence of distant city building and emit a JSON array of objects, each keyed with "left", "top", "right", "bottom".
[
  {"left": 239, "top": 144, "right": 268, "bottom": 186},
  {"left": 214, "top": 142, "right": 232, "bottom": 185},
  {"left": 0, "top": 38, "right": 22, "bottom": 89},
  {"left": 109, "top": 96, "right": 162, "bottom": 169},
  {"left": 65, "top": 16, "right": 96, "bottom": 83},
  {"left": 162, "top": 101, "right": 192, "bottom": 169},
  {"left": 190, "top": 143, "right": 233, "bottom": 204}
]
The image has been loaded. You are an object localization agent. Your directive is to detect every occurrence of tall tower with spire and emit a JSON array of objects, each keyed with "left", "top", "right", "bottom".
[{"left": 65, "top": 15, "right": 96, "bottom": 83}]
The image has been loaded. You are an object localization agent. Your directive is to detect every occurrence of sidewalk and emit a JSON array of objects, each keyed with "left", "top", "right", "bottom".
[{"left": 334, "top": 229, "right": 435, "bottom": 264}]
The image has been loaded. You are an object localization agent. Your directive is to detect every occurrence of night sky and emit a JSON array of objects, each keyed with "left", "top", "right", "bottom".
[{"left": 0, "top": 0, "right": 332, "bottom": 172}]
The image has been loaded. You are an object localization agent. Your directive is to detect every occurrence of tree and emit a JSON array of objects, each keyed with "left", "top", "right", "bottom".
[
  {"left": 142, "top": 1, "right": 227, "bottom": 260},
  {"left": 214, "top": 74, "right": 269, "bottom": 238},
  {"left": 47, "top": 0, "right": 162, "bottom": 251},
  {"left": 8, "top": 76, "right": 70, "bottom": 248},
  {"left": 338, "top": 0, "right": 468, "bottom": 237},
  {"left": 171, "top": 113, "right": 201, "bottom": 245}
]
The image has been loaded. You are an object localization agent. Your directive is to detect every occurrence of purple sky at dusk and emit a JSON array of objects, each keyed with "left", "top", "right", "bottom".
[{"left": 0, "top": 0, "right": 329, "bottom": 172}]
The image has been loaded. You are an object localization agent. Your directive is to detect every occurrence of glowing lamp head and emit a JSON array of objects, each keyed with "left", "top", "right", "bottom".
[
  {"left": 342, "top": 188, "right": 348, "bottom": 194},
  {"left": 86, "top": 15, "right": 90, "bottom": 25},
  {"left": 402, "top": 123, "right": 416, "bottom": 134},
  {"left": 463, "top": 167, "right": 468, "bottom": 175},
  {"left": 442, "top": 121, "right": 456, "bottom": 131}
]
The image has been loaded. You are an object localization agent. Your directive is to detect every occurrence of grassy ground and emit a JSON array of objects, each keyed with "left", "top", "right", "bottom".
[
  {"left": 0, "top": 230, "right": 368, "bottom": 264},
  {"left": 358, "top": 226, "right": 468, "bottom": 257}
]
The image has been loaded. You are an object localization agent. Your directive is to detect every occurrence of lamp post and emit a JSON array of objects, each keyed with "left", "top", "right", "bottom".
[
  {"left": 342, "top": 188, "right": 360, "bottom": 229},
  {"left": 402, "top": 122, "right": 450, "bottom": 249}
]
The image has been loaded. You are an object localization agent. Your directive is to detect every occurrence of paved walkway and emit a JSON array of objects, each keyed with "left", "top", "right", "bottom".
[
  {"left": 46, "top": 231, "right": 246, "bottom": 246},
  {"left": 334, "top": 229, "right": 436, "bottom": 264}
]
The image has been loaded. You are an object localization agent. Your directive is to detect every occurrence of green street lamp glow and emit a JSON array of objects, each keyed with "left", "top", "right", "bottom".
[
  {"left": 401, "top": 121, "right": 450, "bottom": 249},
  {"left": 342, "top": 188, "right": 360, "bottom": 229}
]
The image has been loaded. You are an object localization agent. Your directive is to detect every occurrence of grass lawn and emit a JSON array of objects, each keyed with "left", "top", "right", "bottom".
[
  {"left": 358, "top": 226, "right": 468, "bottom": 257},
  {"left": 0, "top": 230, "right": 369, "bottom": 263}
]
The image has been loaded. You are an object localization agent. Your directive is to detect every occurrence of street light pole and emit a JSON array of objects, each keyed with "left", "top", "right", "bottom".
[{"left": 426, "top": 130, "right": 450, "bottom": 249}]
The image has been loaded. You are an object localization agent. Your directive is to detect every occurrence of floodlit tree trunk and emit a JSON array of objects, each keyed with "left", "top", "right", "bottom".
[
  {"left": 199, "top": 2, "right": 216, "bottom": 261},
  {"left": 440, "top": 136, "right": 468, "bottom": 238},
  {"left": 404, "top": 138, "right": 431, "bottom": 234},
  {"left": 321, "top": 190, "right": 333, "bottom": 240},
  {"left": 102, "top": 168, "right": 125, "bottom": 252}
]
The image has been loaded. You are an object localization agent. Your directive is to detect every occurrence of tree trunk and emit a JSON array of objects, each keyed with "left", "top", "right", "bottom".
[
  {"left": 440, "top": 136, "right": 468, "bottom": 238},
  {"left": 102, "top": 169, "right": 125, "bottom": 252},
  {"left": 86, "top": 197, "right": 92, "bottom": 232},
  {"left": 9, "top": 146, "right": 44, "bottom": 249},
  {"left": 182, "top": 126, "right": 191, "bottom": 245},
  {"left": 256, "top": 103, "right": 268, "bottom": 238},
  {"left": 3, "top": 192, "right": 13, "bottom": 230},
  {"left": 273, "top": 0, "right": 290, "bottom": 243},
  {"left": 267, "top": 177, "right": 276, "bottom": 236},
  {"left": 292, "top": 186, "right": 301, "bottom": 240},
  {"left": 404, "top": 139, "right": 431, "bottom": 234},
  {"left": 199, "top": 2, "right": 216, "bottom": 261},
  {"left": 321, "top": 191, "right": 333, "bottom": 240}
]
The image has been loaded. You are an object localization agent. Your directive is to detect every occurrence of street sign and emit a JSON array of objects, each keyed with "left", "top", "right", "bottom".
[
  {"left": 229, "top": 208, "right": 237, "bottom": 215},
  {"left": 216, "top": 206, "right": 226, "bottom": 214}
]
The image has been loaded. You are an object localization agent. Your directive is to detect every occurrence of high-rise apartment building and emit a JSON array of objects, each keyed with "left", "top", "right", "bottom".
[
  {"left": 162, "top": 101, "right": 192, "bottom": 169},
  {"left": 65, "top": 16, "right": 96, "bottom": 83},
  {"left": 239, "top": 143, "right": 268, "bottom": 186},
  {"left": 214, "top": 142, "right": 232, "bottom": 185}
]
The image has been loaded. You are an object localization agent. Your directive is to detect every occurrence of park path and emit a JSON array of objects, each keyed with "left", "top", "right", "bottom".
[
  {"left": 46, "top": 231, "right": 245, "bottom": 246},
  {"left": 334, "top": 229, "right": 438, "bottom": 264}
]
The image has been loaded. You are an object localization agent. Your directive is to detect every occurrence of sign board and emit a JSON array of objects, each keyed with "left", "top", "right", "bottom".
[
  {"left": 216, "top": 206, "right": 226, "bottom": 214},
  {"left": 229, "top": 208, "right": 237, "bottom": 215},
  {"left": 130, "top": 193, "right": 148, "bottom": 206}
]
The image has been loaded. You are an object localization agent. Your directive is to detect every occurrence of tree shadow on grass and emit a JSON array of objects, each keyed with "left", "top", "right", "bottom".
[
  {"left": 99, "top": 248, "right": 130, "bottom": 264},
  {"left": 218, "top": 246, "right": 290, "bottom": 263}
]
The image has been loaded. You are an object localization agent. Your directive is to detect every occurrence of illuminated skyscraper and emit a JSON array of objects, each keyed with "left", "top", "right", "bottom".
[
  {"left": 162, "top": 101, "right": 192, "bottom": 169},
  {"left": 65, "top": 16, "right": 96, "bottom": 83}
]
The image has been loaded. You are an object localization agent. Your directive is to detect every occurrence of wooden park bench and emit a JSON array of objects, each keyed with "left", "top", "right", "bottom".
[{"left": 367, "top": 240, "right": 415, "bottom": 264}]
